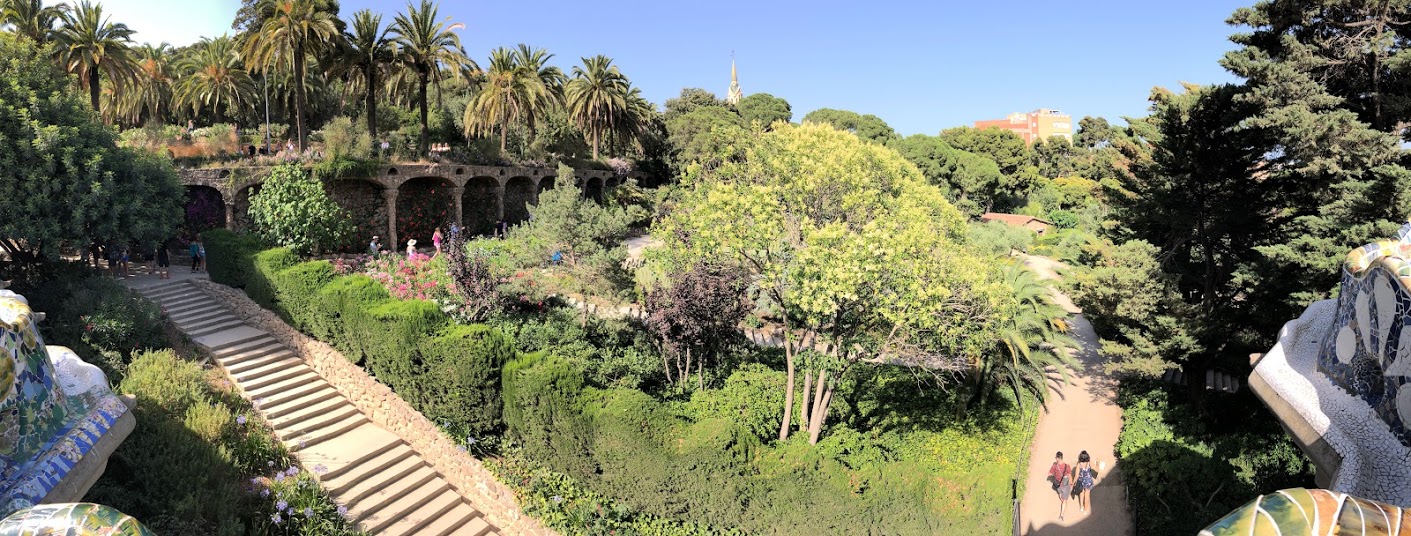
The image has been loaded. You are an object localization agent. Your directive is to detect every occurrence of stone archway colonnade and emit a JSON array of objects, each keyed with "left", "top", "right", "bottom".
[{"left": 180, "top": 164, "right": 631, "bottom": 248}]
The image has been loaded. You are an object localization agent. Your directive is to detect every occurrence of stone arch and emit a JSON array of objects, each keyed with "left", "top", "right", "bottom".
[
  {"left": 233, "top": 184, "right": 261, "bottom": 231},
  {"left": 455, "top": 167, "right": 465, "bottom": 175},
  {"left": 462, "top": 177, "right": 500, "bottom": 236},
  {"left": 583, "top": 176, "right": 604, "bottom": 204},
  {"left": 504, "top": 176, "right": 536, "bottom": 225},
  {"left": 183, "top": 185, "right": 225, "bottom": 234},
  {"left": 387, "top": 167, "right": 399, "bottom": 175},
  {"left": 396, "top": 177, "right": 456, "bottom": 248},
  {"left": 325, "top": 178, "right": 386, "bottom": 253},
  {"left": 539, "top": 176, "right": 556, "bottom": 194}
]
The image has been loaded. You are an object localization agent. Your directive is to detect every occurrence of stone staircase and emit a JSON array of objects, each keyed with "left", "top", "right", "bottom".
[{"left": 136, "top": 280, "right": 496, "bottom": 536}]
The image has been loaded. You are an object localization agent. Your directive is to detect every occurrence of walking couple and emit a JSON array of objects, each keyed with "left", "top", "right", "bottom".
[{"left": 1047, "top": 450, "right": 1097, "bottom": 521}]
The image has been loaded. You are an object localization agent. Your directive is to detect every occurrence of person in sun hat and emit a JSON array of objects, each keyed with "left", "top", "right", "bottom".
[
  {"left": 369, "top": 235, "right": 381, "bottom": 255},
  {"left": 406, "top": 238, "right": 417, "bottom": 259}
]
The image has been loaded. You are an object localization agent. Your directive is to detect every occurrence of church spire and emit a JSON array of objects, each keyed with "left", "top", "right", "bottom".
[{"left": 727, "top": 54, "right": 743, "bottom": 106}]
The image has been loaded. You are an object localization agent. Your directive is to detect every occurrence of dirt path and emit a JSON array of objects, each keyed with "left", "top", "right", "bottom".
[{"left": 1017, "top": 255, "right": 1133, "bottom": 536}]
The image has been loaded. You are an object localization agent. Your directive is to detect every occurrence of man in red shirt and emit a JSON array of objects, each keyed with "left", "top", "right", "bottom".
[{"left": 1048, "top": 451, "right": 1072, "bottom": 519}]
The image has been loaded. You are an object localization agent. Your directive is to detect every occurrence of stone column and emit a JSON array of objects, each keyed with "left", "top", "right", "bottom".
[
  {"left": 493, "top": 185, "right": 505, "bottom": 222},
  {"left": 449, "top": 187, "right": 464, "bottom": 230},
  {"left": 383, "top": 188, "right": 399, "bottom": 250},
  {"left": 224, "top": 202, "right": 237, "bottom": 230}
]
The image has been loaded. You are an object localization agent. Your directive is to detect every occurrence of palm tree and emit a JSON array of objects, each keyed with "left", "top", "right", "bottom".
[
  {"left": 0, "top": 0, "right": 68, "bottom": 43},
  {"left": 53, "top": 0, "right": 135, "bottom": 113},
  {"left": 122, "top": 43, "right": 174, "bottom": 125},
  {"left": 340, "top": 9, "right": 394, "bottom": 141},
  {"left": 974, "top": 262, "right": 1080, "bottom": 409},
  {"left": 465, "top": 47, "right": 549, "bottom": 154},
  {"left": 176, "top": 36, "right": 255, "bottom": 124},
  {"left": 512, "top": 43, "right": 565, "bottom": 138},
  {"left": 390, "top": 0, "right": 475, "bottom": 156},
  {"left": 565, "top": 55, "right": 631, "bottom": 160},
  {"left": 241, "top": 0, "right": 342, "bottom": 151}
]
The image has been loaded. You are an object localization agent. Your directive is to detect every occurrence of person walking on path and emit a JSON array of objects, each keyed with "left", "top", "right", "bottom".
[
  {"left": 156, "top": 241, "right": 170, "bottom": 279},
  {"left": 189, "top": 238, "right": 202, "bottom": 272},
  {"left": 197, "top": 240, "right": 206, "bottom": 272},
  {"left": 432, "top": 228, "right": 443, "bottom": 256},
  {"left": 1048, "top": 452, "right": 1072, "bottom": 520},
  {"left": 1076, "top": 450, "right": 1097, "bottom": 515},
  {"left": 118, "top": 246, "right": 130, "bottom": 278}
]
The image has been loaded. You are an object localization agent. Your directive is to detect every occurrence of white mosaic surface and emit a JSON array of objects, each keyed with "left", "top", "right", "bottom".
[{"left": 1255, "top": 298, "right": 1411, "bottom": 505}]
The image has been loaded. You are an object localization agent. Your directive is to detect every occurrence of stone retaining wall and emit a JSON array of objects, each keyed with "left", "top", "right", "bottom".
[{"left": 190, "top": 280, "right": 555, "bottom": 536}]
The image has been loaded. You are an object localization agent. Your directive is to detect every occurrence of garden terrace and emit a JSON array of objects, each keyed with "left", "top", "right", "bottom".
[{"left": 179, "top": 164, "right": 634, "bottom": 247}]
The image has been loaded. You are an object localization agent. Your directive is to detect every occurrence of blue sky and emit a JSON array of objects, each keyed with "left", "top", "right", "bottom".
[{"left": 94, "top": 0, "right": 1248, "bottom": 135}]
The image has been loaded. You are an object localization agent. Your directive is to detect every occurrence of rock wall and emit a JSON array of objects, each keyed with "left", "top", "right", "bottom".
[{"left": 190, "top": 280, "right": 555, "bottom": 536}]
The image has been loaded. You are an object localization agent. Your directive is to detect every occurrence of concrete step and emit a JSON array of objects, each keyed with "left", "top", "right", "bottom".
[
  {"left": 184, "top": 315, "right": 244, "bottom": 336},
  {"left": 188, "top": 319, "right": 247, "bottom": 339},
  {"left": 239, "top": 360, "right": 312, "bottom": 390},
  {"left": 412, "top": 507, "right": 492, "bottom": 536},
  {"left": 197, "top": 327, "right": 273, "bottom": 354},
  {"left": 314, "top": 429, "right": 403, "bottom": 482},
  {"left": 279, "top": 402, "right": 362, "bottom": 443},
  {"left": 211, "top": 335, "right": 280, "bottom": 359},
  {"left": 286, "top": 413, "right": 367, "bottom": 451},
  {"left": 353, "top": 473, "right": 452, "bottom": 531},
  {"left": 264, "top": 387, "right": 341, "bottom": 420},
  {"left": 268, "top": 396, "right": 354, "bottom": 432},
  {"left": 168, "top": 305, "right": 227, "bottom": 325},
  {"left": 378, "top": 489, "right": 464, "bottom": 536},
  {"left": 438, "top": 513, "right": 494, "bottom": 536},
  {"left": 244, "top": 368, "right": 320, "bottom": 398},
  {"left": 335, "top": 452, "right": 425, "bottom": 507},
  {"left": 220, "top": 349, "right": 294, "bottom": 375},
  {"left": 160, "top": 298, "right": 211, "bottom": 316},
  {"left": 142, "top": 284, "right": 195, "bottom": 301},
  {"left": 261, "top": 381, "right": 334, "bottom": 411}
]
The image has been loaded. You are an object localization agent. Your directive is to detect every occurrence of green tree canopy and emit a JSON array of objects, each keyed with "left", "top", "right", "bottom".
[
  {"left": 799, "top": 107, "right": 896, "bottom": 143},
  {"left": 248, "top": 164, "right": 352, "bottom": 254},
  {"left": 662, "top": 87, "right": 727, "bottom": 121},
  {"left": 736, "top": 92, "right": 791, "bottom": 128},
  {"left": 665, "top": 105, "right": 747, "bottom": 172},
  {"left": 889, "top": 134, "right": 1005, "bottom": 216},
  {"left": 0, "top": 33, "right": 182, "bottom": 262},
  {"left": 656, "top": 122, "right": 1005, "bottom": 444}
]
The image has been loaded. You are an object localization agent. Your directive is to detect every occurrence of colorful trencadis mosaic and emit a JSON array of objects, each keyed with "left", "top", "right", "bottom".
[
  {"left": 0, "top": 502, "right": 153, "bottom": 535},
  {"left": 1202, "top": 488, "right": 1410, "bottom": 535},
  {"left": 1315, "top": 221, "right": 1411, "bottom": 446},
  {"left": 0, "top": 288, "right": 146, "bottom": 533}
]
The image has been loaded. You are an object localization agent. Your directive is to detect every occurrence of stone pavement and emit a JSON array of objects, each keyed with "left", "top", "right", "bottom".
[
  {"left": 1017, "top": 255, "right": 1134, "bottom": 536},
  {"left": 124, "top": 271, "right": 496, "bottom": 536}
]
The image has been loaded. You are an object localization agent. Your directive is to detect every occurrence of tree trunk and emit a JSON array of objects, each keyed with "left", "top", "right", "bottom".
[
  {"left": 293, "top": 45, "right": 309, "bottom": 152},
  {"left": 366, "top": 64, "right": 378, "bottom": 142},
  {"left": 418, "top": 68, "right": 430, "bottom": 157},
  {"left": 88, "top": 67, "right": 101, "bottom": 113},
  {"left": 591, "top": 127, "right": 600, "bottom": 160},
  {"left": 681, "top": 347, "right": 692, "bottom": 392},
  {"left": 807, "top": 385, "right": 834, "bottom": 444},
  {"left": 500, "top": 120, "right": 508, "bottom": 154},
  {"left": 799, "top": 369, "right": 813, "bottom": 429},
  {"left": 698, "top": 350, "right": 705, "bottom": 391},
  {"left": 808, "top": 369, "right": 828, "bottom": 435},
  {"left": 778, "top": 340, "right": 796, "bottom": 441},
  {"left": 662, "top": 350, "right": 673, "bottom": 385}
]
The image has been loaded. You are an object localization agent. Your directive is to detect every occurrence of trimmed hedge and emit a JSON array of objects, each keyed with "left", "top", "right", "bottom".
[
  {"left": 202, "top": 229, "right": 266, "bottom": 289},
  {"left": 502, "top": 352, "right": 595, "bottom": 478},
  {"left": 206, "top": 236, "right": 511, "bottom": 440},
  {"left": 416, "top": 325, "right": 515, "bottom": 438}
]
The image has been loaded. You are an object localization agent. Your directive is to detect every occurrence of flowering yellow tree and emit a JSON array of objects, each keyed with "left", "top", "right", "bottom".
[{"left": 656, "top": 123, "right": 1008, "bottom": 444}]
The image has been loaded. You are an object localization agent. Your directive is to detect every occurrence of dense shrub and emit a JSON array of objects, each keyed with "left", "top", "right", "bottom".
[
  {"left": 248, "top": 247, "right": 299, "bottom": 311},
  {"left": 13, "top": 270, "right": 168, "bottom": 381},
  {"left": 1115, "top": 380, "right": 1314, "bottom": 536},
  {"left": 356, "top": 299, "right": 445, "bottom": 386},
  {"left": 90, "top": 349, "right": 361, "bottom": 536},
  {"left": 248, "top": 164, "right": 353, "bottom": 255},
  {"left": 273, "top": 261, "right": 336, "bottom": 332},
  {"left": 688, "top": 363, "right": 785, "bottom": 442},
  {"left": 967, "top": 220, "right": 1035, "bottom": 257},
  {"left": 202, "top": 229, "right": 266, "bottom": 288},
  {"left": 312, "top": 274, "right": 389, "bottom": 351},
  {"left": 415, "top": 325, "right": 516, "bottom": 438},
  {"left": 502, "top": 352, "right": 596, "bottom": 478}
]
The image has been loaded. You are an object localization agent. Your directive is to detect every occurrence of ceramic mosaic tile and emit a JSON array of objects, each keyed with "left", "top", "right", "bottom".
[
  {"left": 1202, "top": 488, "right": 1411, "bottom": 535},
  {"left": 0, "top": 294, "right": 133, "bottom": 518},
  {"left": 0, "top": 502, "right": 154, "bottom": 535}
]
